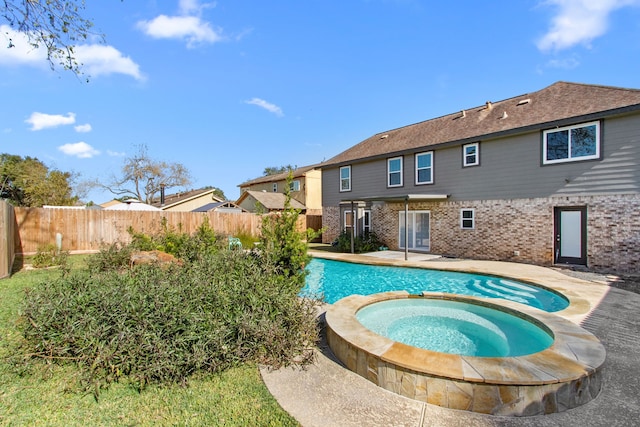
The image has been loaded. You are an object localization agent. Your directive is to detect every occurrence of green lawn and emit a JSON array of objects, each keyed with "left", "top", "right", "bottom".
[{"left": 0, "top": 261, "right": 299, "bottom": 427}]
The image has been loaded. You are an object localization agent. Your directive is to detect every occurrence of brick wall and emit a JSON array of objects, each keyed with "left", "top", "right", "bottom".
[
  {"left": 323, "top": 194, "right": 640, "bottom": 274},
  {"left": 322, "top": 206, "right": 341, "bottom": 244}
]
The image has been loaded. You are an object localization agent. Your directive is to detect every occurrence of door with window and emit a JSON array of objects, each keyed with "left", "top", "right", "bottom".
[
  {"left": 344, "top": 209, "right": 371, "bottom": 236},
  {"left": 554, "top": 207, "right": 587, "bottom": 265},
  {"left": 399, "top": 211, "right": 430, "bottom": 251}
]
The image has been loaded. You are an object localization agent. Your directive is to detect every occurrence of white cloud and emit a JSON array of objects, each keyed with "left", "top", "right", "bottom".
[
  {"left": 546, "top": 55, "right": 581, "bottom": 69},
  {"left": 107, "top": 150, "right": 126, "bottom": 157},
  {"left": 537, "top": 0, "right": 640, "bottom": 51},
  {"left": 26, "top": 112, "right": 76, "bottom": 131},
  {"left": 137, "top": 15, "right": 222, "bottom": 48},
  {"left": 74, "top": 124, "right": 92, "bottom": 133},
  {"left": 0, "top": 25, "right": 48, "bottom": 66},
  {"left": 58, "top": 142, "right": 100, "bottom": 158},
  {"left": 74, "top": 45, "right": 144, "bottom": 80},
  {"left": 245, "top": 98, "right": 284, "bottom": 117},
  {"left": 137, "top": 1, "right": 221, "bottom": 48},
  {"left": 179, "top": 0, "right": 215, "bottom": 15},
  {"left": 0, "top": 25, "right": 143, "bottom": 80}
]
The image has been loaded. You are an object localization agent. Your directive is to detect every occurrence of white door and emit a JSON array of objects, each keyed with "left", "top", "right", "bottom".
[{"left": 555, "top": 207, "right": 587, "bottom": 265}]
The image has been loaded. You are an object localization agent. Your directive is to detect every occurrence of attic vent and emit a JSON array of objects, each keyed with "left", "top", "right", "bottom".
[
  {"left": 517, "top": 98, "right": 531, "bottom": 106},
  {"left": 460, "top": 110, "right": 466, "bottom": 118},
  {"left": 380, "top": 134, "right": 388, "bottom": 139},
  {"left": 485, "top": 101, "right": 492, "bottom": 110},
  {"left": 500, "top": 111, "right": 508, "bottom": 119}
]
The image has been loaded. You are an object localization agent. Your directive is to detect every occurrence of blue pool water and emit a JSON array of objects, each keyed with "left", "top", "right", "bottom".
[
  {"left": 302, "top": 258, "right": 568, "bottom": 312},
  {"left": 356, "top": 298, "right": 553, "bottom": 357}
]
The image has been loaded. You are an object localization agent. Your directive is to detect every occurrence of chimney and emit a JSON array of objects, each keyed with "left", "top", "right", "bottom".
[{"left": 160, "top": 184, "right": 166, "bottom": 207}]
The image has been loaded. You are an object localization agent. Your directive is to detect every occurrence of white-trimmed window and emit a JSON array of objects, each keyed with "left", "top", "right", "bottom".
[
  {"left": 415, "top": 151, "right": 433, "bottom": 184},
  {"left": 289, "top": 180, "right": 300, "bottom": 191},
  {"left": 543, "top": 121, "right": 600, "bottom": 164},
  {"left": 461, "top": 209, "right": 475, "bottom": 229},
  {"left": 272, "top": 183, "right": 278, "bottom": 192},
  {"left": 387, "top": 156, "right": 403, "bottom": 187},
  {"left": 340, "top": 166, "right": 351, "bottom": 192},
  {"left": 463, "top": 142, "right": 479, "bottom": 167}
]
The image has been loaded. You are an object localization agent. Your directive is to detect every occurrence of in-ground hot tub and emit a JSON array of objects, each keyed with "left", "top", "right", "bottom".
[{"left": 326, "top": 292, "right": 606, "bottom": 416}]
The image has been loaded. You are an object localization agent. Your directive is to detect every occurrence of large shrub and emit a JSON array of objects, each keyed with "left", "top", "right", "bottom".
[
  {"left": 333, "top": 230, "right": 386, "bottom": 254},
  {"left": 20, "top": 250, "right": 318, "bottom": 395},
  {"left": 128, "top": 217, "right": 223, "bottom": 262}
]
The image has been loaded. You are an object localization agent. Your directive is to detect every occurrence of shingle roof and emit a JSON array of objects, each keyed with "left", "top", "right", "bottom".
[
  {"left": 239, "top": 190, "right": 306, "bottom": 210},
  {"left": 151, "top": 188, "right": 224, "bottom": 208},
  {"left": 323, "top": 82, "right": 640, "bottom": 167},
  {"left": 238, "top": 164, "right": 320, "bottom": 187}
]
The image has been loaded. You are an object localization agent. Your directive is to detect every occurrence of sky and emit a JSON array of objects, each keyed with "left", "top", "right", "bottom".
[{"left": 1, "top": 0, "right": 640, "bottom": 204}]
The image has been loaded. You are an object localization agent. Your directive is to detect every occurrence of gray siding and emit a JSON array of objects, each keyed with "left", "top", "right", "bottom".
[{"left": 323, "top": 113, "right": 640, "bottom": 205}]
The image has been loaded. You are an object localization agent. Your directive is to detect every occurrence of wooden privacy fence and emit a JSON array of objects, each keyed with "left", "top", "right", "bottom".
[
  {"left": 14, "top": 208, "right": 264, "bottom": 255},
  {"left": 1, "top": 200, "right": 16, "bottom": 278},
  {"left": 13, "top": 207, "right": 320, "bottom": 255}
]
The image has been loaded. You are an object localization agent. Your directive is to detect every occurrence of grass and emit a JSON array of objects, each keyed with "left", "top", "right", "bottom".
[{"left": 0, "top": 259, "right": 300, "bottom": 427}]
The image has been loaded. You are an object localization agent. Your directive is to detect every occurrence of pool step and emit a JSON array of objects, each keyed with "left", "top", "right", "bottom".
[{"left": 467, "top": 279, "right": 531, "bottom": 305}]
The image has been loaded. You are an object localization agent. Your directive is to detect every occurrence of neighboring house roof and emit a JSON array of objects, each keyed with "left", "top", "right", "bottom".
[
  {"left": 192, "top": 201, "right": 246, "bottom": 212},
  {"left": 151, "top": 188, "right": 225, "bottom": 209},
  {"left": 100, "top": 200, "right": 122, "bottom": 208},
  {"left": 323, "top": 82, "right": 640, "bottom": 167},
  {"left": 238, "top": 164, "right": 320, "bottom": 187},
  {"left": 104, "top": 199, "right": 161, "bottom": 211},
  {"left": 237, "top": 190, "right": 306, "bottom": 211}
]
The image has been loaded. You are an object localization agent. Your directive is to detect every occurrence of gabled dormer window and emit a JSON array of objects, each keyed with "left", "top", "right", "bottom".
[
  {"left": 387, "top": 156, "right": 403, "bottom": 187},
  {"left": 340, "top": 166, "right": 351, "bottom": 192},
  {"left": 543, "top": 121, "right": 600, "bottom": 164}
]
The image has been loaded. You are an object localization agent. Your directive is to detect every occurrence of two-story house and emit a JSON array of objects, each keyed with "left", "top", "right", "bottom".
[
  {"left": 237, "top": 164, "right": 322, "bottom": 215},
  {"left": 321, "top": 82, "right": 640, "bottom": 274}
]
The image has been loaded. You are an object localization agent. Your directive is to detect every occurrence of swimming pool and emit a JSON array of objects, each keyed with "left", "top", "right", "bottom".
[{"left": 303, "top": 258, "right": 568, "bottom": 312}]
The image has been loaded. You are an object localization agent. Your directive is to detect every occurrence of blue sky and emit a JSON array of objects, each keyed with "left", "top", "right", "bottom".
[{"left": 2, "top": 0, "right": 639, "bottom": 203}]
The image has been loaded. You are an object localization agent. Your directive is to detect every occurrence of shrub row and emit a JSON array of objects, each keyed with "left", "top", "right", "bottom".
[{"left": 20, "top": 250, "right": 318, "bottom": 395}]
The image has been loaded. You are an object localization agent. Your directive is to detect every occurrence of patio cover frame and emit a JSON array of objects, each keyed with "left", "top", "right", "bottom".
[{"left": 340, "top": 194, "right": 449, "bottom": 260}]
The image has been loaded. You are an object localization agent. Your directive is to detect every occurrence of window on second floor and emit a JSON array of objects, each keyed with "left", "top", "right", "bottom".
[
  {"left": 272, "top": 183, "right": 278, "bottom": 192},
  {"left": 415, "top": 151, "right": 433, "bottom": 185},
  {"left": 463, "top": 142, "right": 479, "bottom": 167},
  {"left": 289, "top": 180, "right": 300, "bottom": 191},
  {"left": 387, "top": 156, "right": 403, "bottom": 187},
  {"left": 543, "top": 121, "right": 600, "bottom": 165},
  {"left": 340, "top": 166, "right": 351, "bottom": 192}
]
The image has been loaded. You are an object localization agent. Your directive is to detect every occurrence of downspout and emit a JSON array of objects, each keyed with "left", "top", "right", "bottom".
[{"left": 404, "top": 197, "right": 409, "bottom": 261}]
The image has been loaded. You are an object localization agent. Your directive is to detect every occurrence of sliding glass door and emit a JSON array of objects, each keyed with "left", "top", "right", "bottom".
[{"left": 399, "top": 211, "right": 430, "bottom": 251}]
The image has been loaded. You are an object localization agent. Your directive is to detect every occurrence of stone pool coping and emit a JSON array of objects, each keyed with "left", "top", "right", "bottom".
[
  {"left": 328, "top": 291, "right": 605, "bottom": 385},
  {"left": 325, "top": 292, "right": 606, "bottom": 415}
]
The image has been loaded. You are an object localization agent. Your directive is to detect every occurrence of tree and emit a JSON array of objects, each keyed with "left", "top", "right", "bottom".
[
  {"left": 1, "top": 0, "right": 102, "bottom": 76},
  {"left": 263, "top": 164, "right": 296, "bottom": 176},
  {"left": 258, "top": 173, "right": 319, "bottom": 290},
  {"left": 0, "top": 153, "right": 78, "bottom": 206},
  {"left": 100, "top": 145, "right": 192, "bottom": 204}
]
